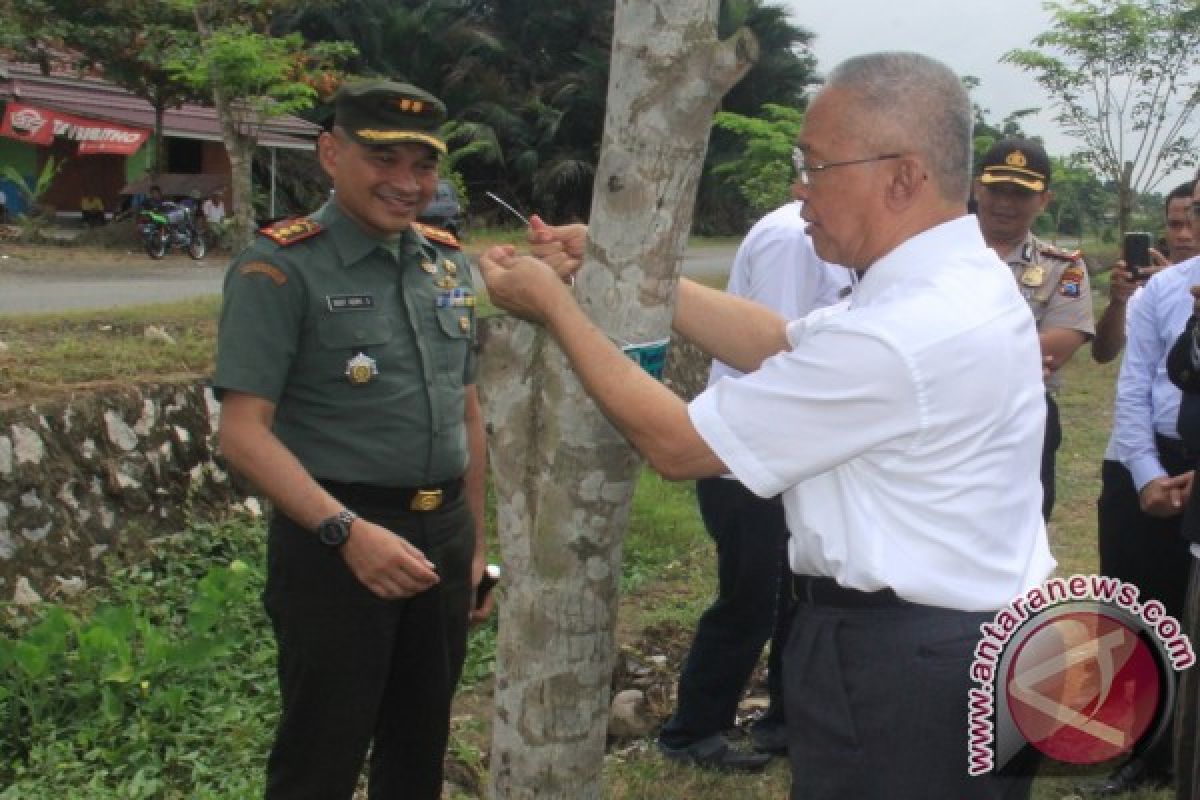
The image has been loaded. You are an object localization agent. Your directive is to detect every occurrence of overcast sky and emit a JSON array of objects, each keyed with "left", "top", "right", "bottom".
[{"left": 780, "top": 1, "right": 1067, "bottom": 151}]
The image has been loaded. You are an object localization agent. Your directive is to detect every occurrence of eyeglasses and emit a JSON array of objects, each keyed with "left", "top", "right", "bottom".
[
  {"left": 792, "top": 147, "right": 904, "bottom": 186},
  {"left": 1190, "top": 201, "right": 1200, "bottom": 219}
]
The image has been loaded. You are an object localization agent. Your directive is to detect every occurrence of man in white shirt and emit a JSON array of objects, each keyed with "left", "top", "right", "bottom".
[
  {"left": 656, "top": 200, "right": 853, "bottom": 771},
  {"left": 481, "top": 52, "right": 1052, "bottom": 799}
]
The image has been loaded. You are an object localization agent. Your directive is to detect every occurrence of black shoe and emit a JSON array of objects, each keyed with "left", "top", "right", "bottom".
[
  {"left": 750, "top": 722, "right": 788, "bottom": 755},
  {"left": 1079, "top": 759, "right": 1169, "bottom": 797},
  {"left": 658, "top": 733, "right": 772, "bottom": 773}
]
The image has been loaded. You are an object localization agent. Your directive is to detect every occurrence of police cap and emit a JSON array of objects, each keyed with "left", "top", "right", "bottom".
[{"left": 978, "top": 138, "right": 1051, "bottom": 193}]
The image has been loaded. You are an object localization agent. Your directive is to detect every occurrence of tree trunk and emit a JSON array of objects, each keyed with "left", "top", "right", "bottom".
[
  {"left": 193, "top": 5, "right": 257, "bottom": 250},
  {"left": 153, "top": 99, "right": 166, "bottom": 180},
  {"left": 478, "top": 2, "right": 756, "bottom": 797}
]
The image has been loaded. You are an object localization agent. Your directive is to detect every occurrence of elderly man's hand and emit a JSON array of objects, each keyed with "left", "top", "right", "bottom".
[
  {"left": 529, "top": 214, "right": 587, "bottom": 281},
  {"left": 478, "top": 244, "right": 572, "bottom": 322}
]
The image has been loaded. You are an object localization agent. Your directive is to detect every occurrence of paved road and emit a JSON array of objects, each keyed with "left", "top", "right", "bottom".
[{"left": 0, "top": 245, "right": 736, "bottom": 315}]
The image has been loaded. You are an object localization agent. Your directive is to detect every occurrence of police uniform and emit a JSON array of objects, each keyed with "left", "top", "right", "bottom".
[
  {"left": 977, "top": 138, "right": 1096, "bottom": 521},
  {"left": 213, "top": 82, "right": 480, "bottom": 800}
]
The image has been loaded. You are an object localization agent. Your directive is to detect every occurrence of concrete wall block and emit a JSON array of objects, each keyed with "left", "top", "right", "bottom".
[{"left": 0, "top": 380, "right": 242, "bottom": 596}]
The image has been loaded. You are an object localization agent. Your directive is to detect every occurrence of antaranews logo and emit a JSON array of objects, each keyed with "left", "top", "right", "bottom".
[{"left": 967, "top": 575, "right": 1194, "bottom": 776}]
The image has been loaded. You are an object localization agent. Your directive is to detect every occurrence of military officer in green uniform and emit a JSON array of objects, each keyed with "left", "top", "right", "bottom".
[
  {"left": 213, "top": 80, "right": 491, "bottom": 800},
  {"left": 974, "top": 138, "right": 1096, "bottom": 521}
]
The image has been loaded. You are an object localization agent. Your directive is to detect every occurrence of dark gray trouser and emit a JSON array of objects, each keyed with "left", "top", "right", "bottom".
[
  {"left": 263, "top": 493, "right": 474, "bottom": 800},
  {"left": 658, "top": 477, "right": 793, "bottom": 747},
  {"left": 783, "top": 600, "right": 1035, "bottom": 800}
]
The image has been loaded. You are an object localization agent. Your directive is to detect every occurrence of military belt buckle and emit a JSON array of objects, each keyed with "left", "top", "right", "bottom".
[{"left": 410, "top": 488, "right": 443, "bottom": 512}]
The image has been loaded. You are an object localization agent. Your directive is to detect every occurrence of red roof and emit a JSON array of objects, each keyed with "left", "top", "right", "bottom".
[{"left": 0, "top": 61, "right": 320, "bottom": 150}]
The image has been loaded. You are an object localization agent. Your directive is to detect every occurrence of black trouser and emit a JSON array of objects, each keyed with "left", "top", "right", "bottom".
[
  {"left": 657, "top": 477, "right": 793, "bottom": 747},
  {"left": 1097, "top": 446, "right": 1193, "bottom": 778},
  {"left": 1041, "top": 394, "right": 1062, "bottom": 521},
  {"left": 782, "top": 585, "right": 1033, "bottom": 800},
  {"left": 263, "top": 488, "right": 474, "bottom": 800}
]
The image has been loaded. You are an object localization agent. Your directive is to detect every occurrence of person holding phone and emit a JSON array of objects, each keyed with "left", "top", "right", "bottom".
[
  {"left": 1093, "top": 181, "right": 1196, "bottom": 364},
  {"left": 1087, "top": 178, "right": 1200, "bottom": 797},
  {"left": 974, "top": 138, "right": 1095, "bottom": 521}
]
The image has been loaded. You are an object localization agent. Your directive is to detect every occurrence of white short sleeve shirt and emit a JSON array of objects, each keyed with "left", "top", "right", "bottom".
[{"left": 688, "top": 216, "right": 1055, "bottom": 611}]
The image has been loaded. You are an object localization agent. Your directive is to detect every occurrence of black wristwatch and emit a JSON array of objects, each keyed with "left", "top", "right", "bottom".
[{"left": 315, "top": 509, "right": 357, "bottom": 548}]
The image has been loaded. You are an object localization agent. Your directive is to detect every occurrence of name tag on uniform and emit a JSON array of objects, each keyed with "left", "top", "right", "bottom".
[{"left": 327, "top": 294, "right": 375, "bottom": 312}]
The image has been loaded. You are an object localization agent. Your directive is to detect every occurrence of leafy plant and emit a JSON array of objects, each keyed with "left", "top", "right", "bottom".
[
  {"left": 0, "top": 156, "right": 67, "bottom": 239},
  {"left": 711, "top": 104, "right": 804, "bottom": 220}
]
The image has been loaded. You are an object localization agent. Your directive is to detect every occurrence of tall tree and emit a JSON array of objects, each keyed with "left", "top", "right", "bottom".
[
  {"left": 1005, "top": 0, "right": 1200, "bottom": 232},
  {"left": 167, "top": 0, "right": 353, "bottom": 247},
  {"left": 7, "top": 1, "right": 201, "bottom": 179},
  {"left": 478, "top": 0, "right": 757, "bottom": 796}
]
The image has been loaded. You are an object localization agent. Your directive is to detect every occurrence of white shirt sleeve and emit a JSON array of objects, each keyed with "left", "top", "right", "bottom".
[
  {"left": 689, "top": 315, "right": 921, "bottom": 498},
  {"left": 1115, "top": 278, "right": 1167, "bottom": 489}
]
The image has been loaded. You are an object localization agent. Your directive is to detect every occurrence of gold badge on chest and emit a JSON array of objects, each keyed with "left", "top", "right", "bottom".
[
  {"left": 1020, "top": 265, "right": 1045, "bottom": 288},
  {"left": 345, "top": 352, "right": 379, "bottom": 386}
]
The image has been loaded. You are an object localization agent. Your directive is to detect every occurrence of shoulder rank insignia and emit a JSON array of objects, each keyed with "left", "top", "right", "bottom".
[
  {"left": 259, "top": 217, "right": 324, "bottom": 247},
  {"left": 1038, "top": 243, "right": 1083, "bottom": 263},
  {"left": 413, "top": 222, "right": 462, "bottom": 250}
]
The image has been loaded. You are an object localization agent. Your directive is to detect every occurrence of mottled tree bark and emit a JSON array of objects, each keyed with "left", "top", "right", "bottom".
[{"left": 479, "top": 2, "right": 756, "bottom": 797}]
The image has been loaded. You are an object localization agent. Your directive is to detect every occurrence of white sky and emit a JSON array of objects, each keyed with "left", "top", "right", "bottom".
[{"left": 783, "top": 1, "right": 1063, "bottom": 147}]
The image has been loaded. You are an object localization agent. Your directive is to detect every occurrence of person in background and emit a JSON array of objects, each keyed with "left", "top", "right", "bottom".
[
  {"left": 973, "top": 138, "right": 1095, "bottom": 522},
  {"left": 487, "top": 51, "right": 1051, "bottom": 800},
  {"left": 653, "top": 193, "right": 854, "bottom": 772},
  {"left": 1093, "top": 180, "right": 1196, "bottom": 364},
  {"left": 202, "top": 190, "right": 227, "bottom": 226},
  {"left": 213, "top": 80, "right": 491, "bottom": 800},
  {"left": 1087, "top": 177, "right": 1200, "bottom": 798},
  {"left": 81, "top": 193, "right": 106, "bottom": 227}
]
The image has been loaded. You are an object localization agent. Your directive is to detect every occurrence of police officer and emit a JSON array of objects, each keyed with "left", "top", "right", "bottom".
[
  {"left": 213, "top": 80, "right": 490, "bottom": 800},
  {"left": 975, "top": 138, "right": 1095, "bottom": 520}
]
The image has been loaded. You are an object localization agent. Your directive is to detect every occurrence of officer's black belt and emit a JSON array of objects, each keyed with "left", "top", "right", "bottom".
[
  {"left": 791, "top": 574, "right": 907, "bottom": 609},
  {"left": 318, "top": 477, "right": 463, "bottom": 512}
]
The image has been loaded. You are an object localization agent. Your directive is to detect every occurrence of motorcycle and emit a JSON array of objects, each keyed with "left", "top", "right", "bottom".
[{"left": 138, "top": 202, "right": 207, "bottom": 260}]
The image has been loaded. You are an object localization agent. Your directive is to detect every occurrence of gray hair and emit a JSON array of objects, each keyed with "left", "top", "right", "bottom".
[{"left": 825, "top": 52, "right": 973, "bottom": 203}]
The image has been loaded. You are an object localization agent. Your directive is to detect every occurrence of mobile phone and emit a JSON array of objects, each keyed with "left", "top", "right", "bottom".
[
  {"left": 1123, "top": 231, "right": 1152, "bottom": 279},
  {"left": 474, "top": 563, "right": 501, "bottom": 610}
]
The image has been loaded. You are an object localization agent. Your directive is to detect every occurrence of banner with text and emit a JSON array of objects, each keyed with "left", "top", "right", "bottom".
[{"left": 1, "top": 102, "right": 148, "bottom": 156}]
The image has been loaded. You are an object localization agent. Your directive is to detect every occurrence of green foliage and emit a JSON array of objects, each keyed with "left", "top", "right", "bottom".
[
  {"left": 1004, "top": 0, "right": 1200, "bottom": 231},
  {"left": 0, "top": 157, "right": 68, "bottom": 240},
  {"left": 710, "top": 104, "right": 804, "bottom": 219},
  {"left": 0, "top": 519, "right": 271, "bottom": 798},
  {"left": 0, "top": 156, "right": 65, "bottom": 209}
]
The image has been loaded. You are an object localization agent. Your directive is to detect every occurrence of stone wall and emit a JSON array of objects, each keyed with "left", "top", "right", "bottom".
[{"left": 0, "top": 334, "right": 711, "bottom": 601}]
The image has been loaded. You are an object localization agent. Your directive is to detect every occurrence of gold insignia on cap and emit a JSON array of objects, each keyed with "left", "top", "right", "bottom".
[
  {"left": 421, "top": 260, "right": 437, "bottom": 274},
  {"left": 1005, "top": 151, "right": 1028, "bottom": 168},
  {"left": 345, "top": 352, "right": 379, "bottom": 386},
  {"left": 443, "top": 258, "right": 457, "bottom": 275}
]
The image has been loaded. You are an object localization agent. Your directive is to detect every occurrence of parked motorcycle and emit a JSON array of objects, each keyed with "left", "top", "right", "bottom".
[{"left": 138, "top": 202, "right": 207, "bottom": 260}]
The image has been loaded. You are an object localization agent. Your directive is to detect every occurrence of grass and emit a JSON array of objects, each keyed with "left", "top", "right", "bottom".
[{"left": 0, "top": 245, "right": 1177, "bottom": 798}]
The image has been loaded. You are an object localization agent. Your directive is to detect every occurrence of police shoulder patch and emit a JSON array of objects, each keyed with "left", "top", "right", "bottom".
[
  {"left": 259, "top": 217, "right": 324, "bottom": 247},
  {"left": 238, "top": 260, "right": 288, "bottom": 286},
  {"left": 413, "top": 222, "right": 461, "bottom": 250}
]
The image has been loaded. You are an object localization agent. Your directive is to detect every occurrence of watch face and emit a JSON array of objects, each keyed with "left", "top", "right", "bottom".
[{"left": 317, "top": 517, "right": 350, "bottom": 547}]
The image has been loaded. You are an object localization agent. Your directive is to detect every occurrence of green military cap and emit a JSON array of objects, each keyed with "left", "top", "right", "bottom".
[{"left": 333, "top": 80, "right": 447, "bottom": 154}]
